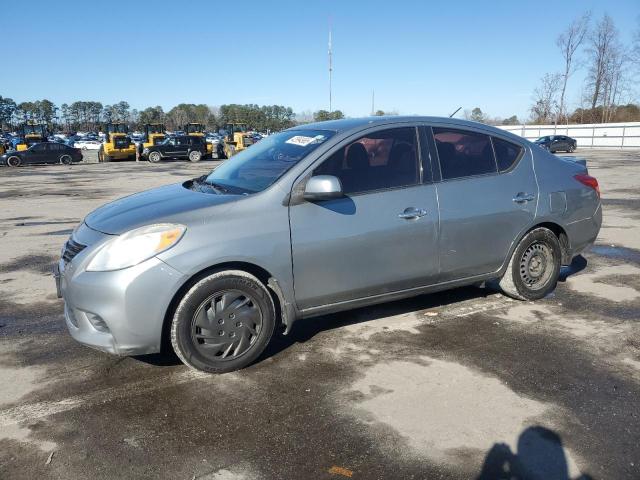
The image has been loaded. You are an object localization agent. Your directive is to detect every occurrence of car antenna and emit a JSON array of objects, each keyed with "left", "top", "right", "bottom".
[{"left": 449, "top": 107, "right": 462, "bottom": 118}]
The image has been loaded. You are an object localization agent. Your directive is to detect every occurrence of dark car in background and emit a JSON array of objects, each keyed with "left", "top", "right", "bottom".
[
  {"left": 141, "top": 135, "right": 208, "bottom": 163},
  {"left": 534, "top": 135, "right": 577, "bottom": 153},
  {"left": 1, "top": 142, "right": 83, "bottom": 167}
]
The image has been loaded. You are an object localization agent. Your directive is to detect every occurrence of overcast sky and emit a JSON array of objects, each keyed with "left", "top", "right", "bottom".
[{"left": 3, "top": 0, "right": 638, "bottom": 120}]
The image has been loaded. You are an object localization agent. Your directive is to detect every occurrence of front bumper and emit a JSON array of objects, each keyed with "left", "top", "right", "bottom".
[{"left": 56, "top": 233, "right": 188, "bottom": 356}]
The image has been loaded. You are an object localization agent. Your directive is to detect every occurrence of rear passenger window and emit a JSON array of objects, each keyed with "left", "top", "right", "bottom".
[
  {"left": 492, "top": 137, "right": 523, "bottom": 171},
  {"left": 433, "top": 128, "right": 496, "bottom": 180},
  {"left": 314, "top": 127, "right": 419, "bottom": 194}
]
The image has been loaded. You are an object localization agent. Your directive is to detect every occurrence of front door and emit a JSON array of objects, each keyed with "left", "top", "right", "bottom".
[
  {"left": 290, "top": 126, "right": 439, "bottom": 311},
  {"left": 430, "top": 126, "right": 538, "bottom": 281}
]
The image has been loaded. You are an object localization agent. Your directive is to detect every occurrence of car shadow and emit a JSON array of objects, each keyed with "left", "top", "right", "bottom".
[
  {"left": 261, "top": 284, "right": 494, "bottom": 362},
  {"left": 559, "top": 255, "right": 587, "bottom": 282},
  {"left": 476, "top": 426, "right": 593, "bottom": 480}
]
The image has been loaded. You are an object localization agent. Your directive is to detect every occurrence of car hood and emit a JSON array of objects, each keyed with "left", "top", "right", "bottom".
[{"left": 84, "top": 182, "right": 240, "bottom": 235}]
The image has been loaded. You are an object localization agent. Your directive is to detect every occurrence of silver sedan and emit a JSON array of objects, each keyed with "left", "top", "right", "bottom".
[{"left": 55, "top": 116, "right": 602, "bottom": 373}]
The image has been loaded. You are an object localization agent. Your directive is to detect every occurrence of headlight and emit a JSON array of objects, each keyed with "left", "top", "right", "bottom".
[
  {"left": 86, "top": 223, "right": 186, "bottom": 272},
  {"left": 143, "top": 148, "right": 150, "bottom": 153}
]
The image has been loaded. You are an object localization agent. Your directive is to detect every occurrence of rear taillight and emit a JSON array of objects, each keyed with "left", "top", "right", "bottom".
[{"left": 574, "top": 173, "right": 600, "bottom": 197}]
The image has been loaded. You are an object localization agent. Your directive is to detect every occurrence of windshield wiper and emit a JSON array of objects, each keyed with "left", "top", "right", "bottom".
[{"left": 202, "top": 180, "right": 230, "bottom": 193}]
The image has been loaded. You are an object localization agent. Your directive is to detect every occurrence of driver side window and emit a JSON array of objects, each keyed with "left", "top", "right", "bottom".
[{"left": 314, "top": 127, "right": 419, "bottom": 195}]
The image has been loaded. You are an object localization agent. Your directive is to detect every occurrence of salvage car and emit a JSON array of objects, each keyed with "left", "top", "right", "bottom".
[
  {"left": 2, "top": 142, "right": 83, "bottom": 167},
  {"left": 141, "top": 135, "right": 208, "bottom": 162},
  {"left": 55, "top": 117, "right": 601, "bottom": 373},
  {"left": 534, "top": 135, "right": 577, "bottom": 153}
]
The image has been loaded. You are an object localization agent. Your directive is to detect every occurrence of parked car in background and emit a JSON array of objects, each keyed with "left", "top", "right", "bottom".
[
  {"left": 55, "top": 116, "right": 601, "bottom": 373},
  {"left": 534, "top": 135, "right": 577, "bottom": 153},
  {"left": 2, "top": 142, "right": 83, "bottom": 166},
  {"left": 74, "top": 139, "right": 102, "bottom": 150},
  {"left": 141, "top": 135, "right": 208, "bottom": 162}
]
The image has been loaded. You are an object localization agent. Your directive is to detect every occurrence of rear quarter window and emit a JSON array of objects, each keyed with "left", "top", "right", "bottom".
[{"left": 492, "top": 137, "right": 524, "bottom": 172}]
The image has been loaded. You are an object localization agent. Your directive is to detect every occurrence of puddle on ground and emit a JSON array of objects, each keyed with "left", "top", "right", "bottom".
[{"left": 590, "top": 245, "right": 640, "bottom": 264}]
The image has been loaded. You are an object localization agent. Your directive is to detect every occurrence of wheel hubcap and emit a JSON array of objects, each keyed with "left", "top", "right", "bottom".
[
  {"left": 191, "top": 289, "right": 262, "bottom": 361},
  {"left": 519, "top": 242, "right": 553, "bottom": 290}
]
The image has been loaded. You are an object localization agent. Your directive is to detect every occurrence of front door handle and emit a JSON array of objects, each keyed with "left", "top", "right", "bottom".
[
  {"left": 398, "top": 207, "right": 428, "bottom": 219},
  {"left": 513, "top": 192, "right": 535, "bottom": 203}
]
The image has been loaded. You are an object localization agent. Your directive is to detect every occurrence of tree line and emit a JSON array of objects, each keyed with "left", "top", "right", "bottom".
[{"left": 0, "top": 97, "right": 308, "bottom": 133}]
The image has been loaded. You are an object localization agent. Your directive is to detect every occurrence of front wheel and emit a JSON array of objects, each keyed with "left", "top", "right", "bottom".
[
  {"left": 7, "top": 155, "right": 21, "bottom": 167},
  {"left": 148, "top": 151, "right": 161, "bottom": 163},
  {"left": 171, "top": 270, "right": 276, "bottom": 373},
  {"left": 498, "top": 227, "right": 561, "bottom": 301},
  {"left": 188, "top": 150, "right": 202, "bottom": 162}
]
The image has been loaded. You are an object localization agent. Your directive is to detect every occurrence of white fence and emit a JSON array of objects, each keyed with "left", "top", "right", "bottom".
[{"left": 496, "top": 122, "right": 640, "bottom": 149}]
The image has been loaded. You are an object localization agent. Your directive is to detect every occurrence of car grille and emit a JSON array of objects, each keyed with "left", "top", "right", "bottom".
[{"left": 62, "top": 238, "right": 86, "bottom": 264}]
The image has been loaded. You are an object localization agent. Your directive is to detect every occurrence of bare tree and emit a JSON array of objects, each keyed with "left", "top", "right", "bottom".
[
  {"left": 530, "top": 73, "right": 562, "bottom": 124},
  {"left": 556, "top": 12, "right": 590, "bottom": 123},
  {"left": 586, "top": 14, "right": 619, "bottom": 109}
]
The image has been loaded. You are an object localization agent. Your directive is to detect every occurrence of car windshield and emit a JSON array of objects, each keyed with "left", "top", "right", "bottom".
[
  {"left": 205, "top": 129, "right": 334, "bottom": 193},
  {"left": 535, "top": 136, "right": 550, "bottom": 142}
]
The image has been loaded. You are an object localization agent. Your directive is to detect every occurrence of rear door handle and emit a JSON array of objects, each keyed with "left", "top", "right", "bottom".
[
  {"left": 513, "top": 193, "right": 535, "bottom": 203},
  {"left": 398, "top": 207, "right": 428, "bottom": 219}
]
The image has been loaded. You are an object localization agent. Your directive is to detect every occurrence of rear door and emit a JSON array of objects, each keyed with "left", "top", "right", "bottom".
[
  {"left": 289, "top": 126, "right": 440, "bottom": 310},
  {"left": 430, "top": 126, "right": 537, "bottom": 281}
]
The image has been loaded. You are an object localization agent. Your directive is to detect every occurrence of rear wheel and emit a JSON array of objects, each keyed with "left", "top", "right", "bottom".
[
  {"left": 60, "top": 154, "right": 72, "bottom": 165},
  {"left": 148, "top": 151, "right": 161, "bottom": 163},
  {"left": 498, "top": 227, "right": 561, "bottom": 300},
  {"left": 171, "top": 270, "right": 276, "bottom": 373},
  {"left": 188, "top": 150, "right": 202, "bottom": 162},
  {"left": 7, "top": 156, "right": 21, "bottom": 167}
]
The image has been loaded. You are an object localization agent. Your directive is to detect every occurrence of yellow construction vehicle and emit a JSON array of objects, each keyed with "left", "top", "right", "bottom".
[
  {"left": 183, "top": 123, "right": 213, "bottom": 158},
  {"left": 98, "top": 123, "right": 136, "bottom": 162},
  {"left": 16, "top": 123, "right": 48, "bottom": 151},
  {"left": 139, "top": 123, "right": 166, "bottom": 156},
  {"left": 222, "top": 123, "right": 254, "bottom": 158}
]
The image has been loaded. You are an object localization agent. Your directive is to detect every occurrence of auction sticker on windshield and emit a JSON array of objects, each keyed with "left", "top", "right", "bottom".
[{"left": 285, "top": 135, "right": 325, "bottom": 147}]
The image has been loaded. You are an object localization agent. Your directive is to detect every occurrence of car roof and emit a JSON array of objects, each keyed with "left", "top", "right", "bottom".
[
  {"left": 290, "top": 116, "right": 506, "bottom": 134},
  {"left": 289, "top": 116, "right": 529, "bottom": 145}
]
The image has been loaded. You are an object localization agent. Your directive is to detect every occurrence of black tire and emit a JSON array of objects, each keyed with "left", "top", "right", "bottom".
[
  {"left": 188, "top": 150, "right": 202, "bottom": 162},
  {"left": 148, "top": 151, "right": 161, "bottom": 163},
  {"left": 7, "top": 155, "right": 21, "bottom": 167},
  {"left": 171, "top": 270, "right": 276, "bottom": 373},
  {"left": 499, "top": 227, "right": 562, "bottom": 300},
  {"left": 60, "top": 154, "right": 72, "bottom": 165}
]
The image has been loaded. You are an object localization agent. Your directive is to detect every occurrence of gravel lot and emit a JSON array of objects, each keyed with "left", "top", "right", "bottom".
[{"left": 1, "top": 150, "right": 639, "bottom": 479}]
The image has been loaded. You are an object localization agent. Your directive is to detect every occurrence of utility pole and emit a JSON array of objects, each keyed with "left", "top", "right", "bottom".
[
  {"left": 328, "top": 24, "right": 333, "bottom": 113},
  {"left": 371, "top": 90, "right": 375, "bottom": 116}
]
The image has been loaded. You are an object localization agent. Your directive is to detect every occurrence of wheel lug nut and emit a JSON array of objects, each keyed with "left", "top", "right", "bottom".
[
  {"left": 229, "top": 332, "right": 235, "bottom": 338},
  {"left": 236, "top": 322, "right": 242, "bottom": 327},
  {"left": 218, "top": 330, "right": 224, "bottom": 336},
  {"left": 229, "top": 313, "right": 235, "bottom": 319},
  {"left": 218, "top": 319, "right": 224, "bottom": 324}
]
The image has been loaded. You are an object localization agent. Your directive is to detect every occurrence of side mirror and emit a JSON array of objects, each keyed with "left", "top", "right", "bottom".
[{"left": 303, "top": 175, "right": 343, "bottom": 202}]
